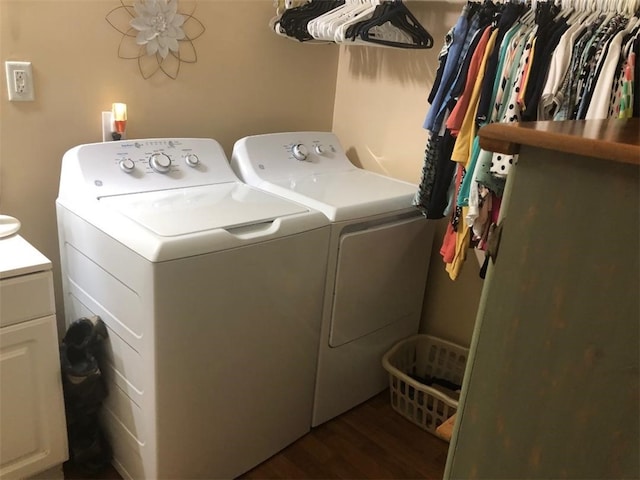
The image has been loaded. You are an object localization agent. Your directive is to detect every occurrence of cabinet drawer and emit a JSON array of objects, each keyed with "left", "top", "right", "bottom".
[{"left": 0, "top": 271, "right": 54, "bottom": 328}]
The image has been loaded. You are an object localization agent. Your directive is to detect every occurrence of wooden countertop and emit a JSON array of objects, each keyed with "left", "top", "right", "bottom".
[{"left": 478, "top": 119, "right": 640, "bottom": 166}]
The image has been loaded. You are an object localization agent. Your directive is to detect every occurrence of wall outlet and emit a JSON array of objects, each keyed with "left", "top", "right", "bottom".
[{"left": 5, "top": 61, "right": 35, "bottom": 101}]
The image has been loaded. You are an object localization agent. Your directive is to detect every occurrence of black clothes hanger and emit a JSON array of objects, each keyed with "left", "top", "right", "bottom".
[
  {"left": 279, "top": 0, "right": 345, "bottom": 42},
  {"left": 344, "top": 1, "right": 434, "bottom": 49}
]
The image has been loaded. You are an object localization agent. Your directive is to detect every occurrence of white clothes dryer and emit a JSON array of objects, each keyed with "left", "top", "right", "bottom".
[
  {"left": 231, "top": 132, "right": 434, "bottom": 426},
  {"left": 56, "top": 138, "right": 330, "bottom": 479}
]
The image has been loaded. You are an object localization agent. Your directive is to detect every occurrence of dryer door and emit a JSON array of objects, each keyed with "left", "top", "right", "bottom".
[{"left": 328, "top": 216, "right": 432, "bottom": 347}]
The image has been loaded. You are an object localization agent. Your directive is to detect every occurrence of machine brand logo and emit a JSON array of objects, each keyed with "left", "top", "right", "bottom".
[
  {"left": 94, "top": 180, "right": 103, "bottom": 187},
  {"left": 259, "top": 164, "right": 265, "bottom": 170}
]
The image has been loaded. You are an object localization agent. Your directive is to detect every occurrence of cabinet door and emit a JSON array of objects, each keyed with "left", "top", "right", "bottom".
[{"left": 0, "top": 315, "right": 68, "bottom": 479}]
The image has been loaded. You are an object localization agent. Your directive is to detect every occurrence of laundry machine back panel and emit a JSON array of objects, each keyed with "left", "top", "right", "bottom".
[{"left": 329, "top": 216, "right": 432, "bottom": 347}]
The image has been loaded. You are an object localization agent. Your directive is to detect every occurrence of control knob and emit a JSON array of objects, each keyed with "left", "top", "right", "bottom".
[
  {"left": 292, "top": 144, "right": 309, "bottom": 161},
  {"left": 119, "top": 158, "right": 135, "bottom": 173},
  {"left": 149, "top": 153, "right": 171, "bottom": 173},
  {"left": 313, "top": 144, "right": 326, "bottom": 155},
  {"left": 184, "top": 153, "right": 200, "bottom": 167}
]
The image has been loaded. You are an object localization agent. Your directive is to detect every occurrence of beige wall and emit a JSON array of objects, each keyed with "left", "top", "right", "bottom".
[
  {"left": 0, "top": 0, "right": 339, "bottom": 329},
  {"left": 332, "top": 2, "right": 482, "bottom": 347},
  {"left": 1, "top": 0, "right": 481, "bottom": 347}
]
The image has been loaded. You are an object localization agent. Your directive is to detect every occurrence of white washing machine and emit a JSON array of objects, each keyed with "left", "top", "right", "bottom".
[
  {"left": 231, "top": 132, "right": 435, "bottom": 426},
  {"left": 56, "top": 138, "right": 331, "bottom": 479}
]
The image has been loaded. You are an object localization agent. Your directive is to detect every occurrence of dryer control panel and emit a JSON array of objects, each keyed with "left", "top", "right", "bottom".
[
  {"left": 59, "top": 138, "right": 239, "bottom": 199},
  {"left": 231, "top": 132, "right": 355, "bottom": 187}
]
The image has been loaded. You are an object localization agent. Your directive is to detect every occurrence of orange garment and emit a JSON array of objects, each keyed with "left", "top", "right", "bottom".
[
  {"left": 450, "top": 28, "right": 499, "bottom": 167},
  {"left": 439, "top": 165, "right": 464, "bottom": 265},
  {"left": 446, "top": 27, "right": 493, "bottom": 136},
  {"left": 445, "top": 205, "right": 471, "bottom": 280}
]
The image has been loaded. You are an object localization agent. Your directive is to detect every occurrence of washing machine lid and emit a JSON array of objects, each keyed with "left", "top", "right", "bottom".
[
  {"left": 262, "top": 170, "right": 416, "bottom": 222},
  {"left": 99, "top": 182, "right": 307, "bottom": 237}
]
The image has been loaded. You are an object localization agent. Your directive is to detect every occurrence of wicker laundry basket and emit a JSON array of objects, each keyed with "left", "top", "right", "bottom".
[{"left": 382, "top": 334, "right": 468, "bottom": 440}]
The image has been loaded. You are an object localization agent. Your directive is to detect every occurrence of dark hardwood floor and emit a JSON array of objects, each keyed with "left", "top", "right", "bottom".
[
  {"left": 242, "top": 391, "right": 449, "bottom": 480},
  {"left": 65, "top": 391, "right": 449, "bottom": 479}
]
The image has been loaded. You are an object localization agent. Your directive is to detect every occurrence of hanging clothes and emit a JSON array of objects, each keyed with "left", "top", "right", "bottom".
[
  {"left": 444, "top": 24, "right": 500, "bottom": 280},
  {"left": 586, "top": 18, "right": 639, "bottom": 118},
  {"left": 415, "top": 3, "right": 495, "bottom": 217},
  {"left": 415, "top": 0, "right": 639, "bottom": 281}
]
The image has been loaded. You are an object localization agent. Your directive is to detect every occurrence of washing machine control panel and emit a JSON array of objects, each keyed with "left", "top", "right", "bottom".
[
  {"left": 231, "top": 132, "right": 356, "bottom": 186},
  {"left": 291, "top": 144, "right": 309, "bottom": 161},
  {"left": 286, "top": 140, "right": 335, "bottom": 163},
  {"left": 63, "top": 138, "right": 239, "bottom": 199},
  {"left": 289, "top": 143, "right": 329, "bottom": 160}
]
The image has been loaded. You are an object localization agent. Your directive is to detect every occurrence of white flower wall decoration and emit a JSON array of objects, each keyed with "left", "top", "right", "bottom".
[
  {"left": 131, "top": 0, "right": 185, "bottom": 58},
  {"left": 107, "top": 0, "right": 205, "bottom": 79}
]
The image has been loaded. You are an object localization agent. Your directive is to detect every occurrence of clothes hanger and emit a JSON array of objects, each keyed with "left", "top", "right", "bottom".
[
  {"left": 334, "top": 1, "right": 381, "bottom": 43},
  {"left": 309, "top": 0, "right": 373, "bottom": 42},
  {"left": 621, "top": 0, "right": 640, "bottom": 16},
  {"left": 344, "top": 2, "right": 384, "bottom": 39},
  {"left": 346, "top": 3, "right": 415, "bottom": 45},
  {"left": 332, "top": 0, "right": 380, "bottom": 41},
  {"left": 307, "top": 0, "right": 352, "bottom": 41},
  {"left": 345, "top": 1, "right": 434, "bottom": 49},
  {"left": 278, "top": 0, "right": 345, "bottom": 42},
  {"left": 345, "top": 2, "right": 413, "bottom": 45}
]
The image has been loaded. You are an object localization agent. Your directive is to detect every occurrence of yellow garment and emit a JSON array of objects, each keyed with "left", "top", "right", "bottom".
[
  {"left": 450, "top": 29, "right": 499, "bottom": 168},
  {"left": 446, "top": 29, "right": 498, "bottom": 280},
  {"left": 445, "top": 206, "right": 471, "bottom": 280}
]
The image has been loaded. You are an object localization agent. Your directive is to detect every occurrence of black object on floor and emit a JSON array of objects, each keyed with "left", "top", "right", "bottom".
[{"left": 60, "top": 317, "right": 112, "bottom": 474}]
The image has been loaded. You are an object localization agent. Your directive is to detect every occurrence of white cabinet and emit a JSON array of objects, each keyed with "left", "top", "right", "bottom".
[{"left": 0, "top": 235, "right": 68, "bottom": 479}]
